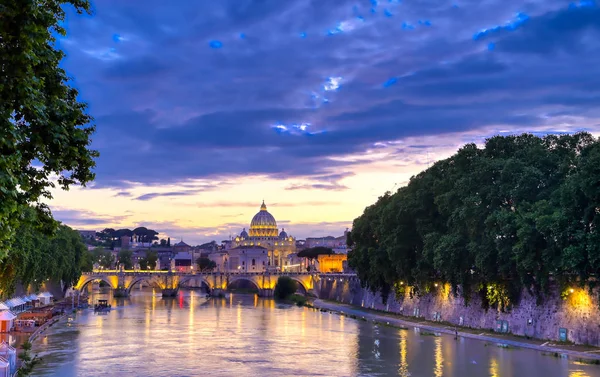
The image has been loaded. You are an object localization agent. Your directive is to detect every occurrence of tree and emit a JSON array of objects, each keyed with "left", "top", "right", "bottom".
[
  {"left": 274, "top": 276, "right": 297, "bottom": 299},
  {"left": 0, "top": 207, "right": 88, "bottom": 296},
  {"left": 297, "top": 246, "right": 334, "bottom": 259},
  {"left": 117, "top": 249, "right": 133, "bottom": 270},
  {"left": 160, "top": 239, "right": 167, "bottom": 247},
  {"left": 196, "top": 257, "right": 216, "bottom": 272},
  {"left": 145, "top": 250, "right": 158, "bottom": 270},
  {"left": 167, "top": 237, "right": 171, "bottom": 247},
  {"left": 91, "top": 247, "right": 114, "bottom": 269},
  {"left": 0, "top": 0, "right": 98, "bottom": 254},
  {"left": 80, "top": 249, "right": 94, "bottom": 272},
  {"left": 348, "top": 133, "right": 600, "bottom": 307},
  {"left": 16, "top": 341, "right": 39, "bottom": 377}
]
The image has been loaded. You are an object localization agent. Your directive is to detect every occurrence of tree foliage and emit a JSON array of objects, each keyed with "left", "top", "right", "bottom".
[
  {"left": 196, "top": 257, "right": 216, "bottom": 272},
  {"left": 0, "top": 0, "right": 98, "bottom": 253},
  {"left": 96, "top": 227, "right": 159, "bottom": 247},
  {"left": 297, "top": 246, "right": 334, "bottom": 259},
  {"left": 348, "top": 133, "right": 600, "bottom": 307},
  {"left": 117, "top": 249, "right": 133, "bottom": 270},
  {"left": 0, "top": 207, "right": 88, "bottom": 297},
  {"left": 274, "top": 276, "right": 298, "bottom": 299},
  {"left": 139, "top": 250, "right": 158, "bottom": 270},
  {"left": 90, "top": 247, "right": 114, "bottom": 269},
  {"left": 17, "top": 341, "right": 39, "bottom": 377}
]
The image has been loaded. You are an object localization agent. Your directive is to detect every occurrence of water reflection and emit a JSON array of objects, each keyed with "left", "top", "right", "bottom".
[
  {"left": 398, "top": 330, "right": 409, "bottom": 377},
  {"left": 30, "top": 289, "right": 600, "bottom": 377},
  {"left": 434, "top": 337, "right": 443, "bottom": 377}
]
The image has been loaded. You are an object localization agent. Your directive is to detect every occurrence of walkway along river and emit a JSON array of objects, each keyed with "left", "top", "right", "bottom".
[{"left": 31, "top": 289, "right": 600, "bottom": 377}]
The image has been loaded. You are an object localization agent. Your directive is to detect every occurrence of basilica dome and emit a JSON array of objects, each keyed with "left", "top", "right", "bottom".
[
  {"left": 249, "top": 201, "right": 278, "bottom": 237},
  {"left": 279, "top": 228, "right": 288, "bottom": 239}
]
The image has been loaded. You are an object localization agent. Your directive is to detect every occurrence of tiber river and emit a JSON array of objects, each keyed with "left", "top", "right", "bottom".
[{"left": 31, "top": 289, "right": 600, "bottom": 377}]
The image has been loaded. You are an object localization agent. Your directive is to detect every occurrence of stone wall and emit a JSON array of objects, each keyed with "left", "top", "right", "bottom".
[{"left": 318, "top": 277, "right": 600, "bottom": 346}]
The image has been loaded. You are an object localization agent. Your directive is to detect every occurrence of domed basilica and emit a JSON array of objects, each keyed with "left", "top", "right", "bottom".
[{"left": 232, "top": 201, "right": 296, "bottom": 268}]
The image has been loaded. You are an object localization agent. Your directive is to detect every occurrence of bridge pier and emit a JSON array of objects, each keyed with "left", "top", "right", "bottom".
[
  {"left": 258, "top": 289, "right": 273, "bottom": 297},
  {"left": 162, "top": 288, "right": 178, "bottom": 297},
  {"left": 113, "top": 288, "right": 129, "bottom": 297}
]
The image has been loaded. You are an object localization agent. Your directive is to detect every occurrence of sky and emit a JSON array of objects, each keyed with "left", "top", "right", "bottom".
[{"left": 48, "top": 0, "right": 600, "bottom": 245}]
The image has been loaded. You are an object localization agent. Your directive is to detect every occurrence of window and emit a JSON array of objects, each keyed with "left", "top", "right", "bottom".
[
  {"left": 242, "top": 261, "right": 245, "bottom": 265},
  {"left": 252, "top": 259, "right": 256, "bottom": 266}
]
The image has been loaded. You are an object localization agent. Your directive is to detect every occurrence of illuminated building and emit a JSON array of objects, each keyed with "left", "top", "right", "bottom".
[
  {"left": 229, "top": 201, "right": 296, "bottom": 269},
  {"left": 316, "top": 254, "right": 347, "bottom": 273},
  {"left": 227, "top": 246, "right": 269, "bottom": 272}
]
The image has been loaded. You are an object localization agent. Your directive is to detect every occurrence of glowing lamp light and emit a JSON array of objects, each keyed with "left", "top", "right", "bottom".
[{"left": 569, "top": 288, "right": 575, "bottom": 294}]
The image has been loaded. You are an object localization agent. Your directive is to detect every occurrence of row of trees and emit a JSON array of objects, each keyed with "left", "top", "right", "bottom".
[
  {"left": 348, "top": 133, "right": 600, "bottom": 308},
  {"left": 96, "top": 227, "right": 161, "bottom": 244},
  {"left": 0, "top": 207, "right": 90, "bottom": 297}
]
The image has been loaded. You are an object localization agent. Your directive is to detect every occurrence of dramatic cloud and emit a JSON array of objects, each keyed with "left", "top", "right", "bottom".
[
  {"left": 47, "top": 0, "right": 600, "bottom": 243},
  {"left": 56, "top": 0, "right": 600, "bottom": 188},
  {"left": 52, "top": 209, "right": 131, "bottom": 227}
]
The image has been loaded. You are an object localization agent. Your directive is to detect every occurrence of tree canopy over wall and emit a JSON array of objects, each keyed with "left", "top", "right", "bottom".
[
  {"left": 0, "top": 207, "right": 88, "bottom": 297},
  {"left": 348, "top": 133, "right": 600, "bottom": 307}
]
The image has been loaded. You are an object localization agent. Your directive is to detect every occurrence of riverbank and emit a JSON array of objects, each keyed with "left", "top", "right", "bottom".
[
  {"left": 311, "top": 298, "right": 600, "bottom": 364},
  {"left": 28, "top": 311, "right": 69, "bottom": 343}
]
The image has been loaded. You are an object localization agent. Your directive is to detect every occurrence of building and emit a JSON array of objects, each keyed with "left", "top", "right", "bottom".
[
  {"left": 285, "top": 253, "right": 308, "bottom": 273},
  {"left": 173, "top": 240, "right": 192, "bottom": 253},
  {"left": 226, "top": 246, "right": 269, "bottom": 272},
  {"left": 120, "top": 235, "right": 131, "bottom": 249},
  {"left": 305, "top": 229, "right": 350, "bottom": 254},
  {"left": 229, "top": 201, "right": 296, "bottom": 269},
  {"left": 316, "top": 254, "right": 347, "bottom": 273},
  {"left": 173, "top": 252, "right": 193, "bottom": 273},
  {"left": 208, "top": 252, "right": 229, "bottom": 272}
]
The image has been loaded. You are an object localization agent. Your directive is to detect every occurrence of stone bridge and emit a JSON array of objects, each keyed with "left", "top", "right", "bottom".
[{"left": 75, "top": 270, "right": 351, "bottom": 297}]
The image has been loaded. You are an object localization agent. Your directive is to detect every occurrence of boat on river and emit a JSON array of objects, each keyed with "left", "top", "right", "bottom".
[{"left": 94, "top": 299, "right": 111, "bottom": 313}]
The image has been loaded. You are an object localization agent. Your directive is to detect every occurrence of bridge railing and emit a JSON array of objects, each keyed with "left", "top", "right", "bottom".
[{"left": 83, "top": 270, "right": 356, "bottom": 277}]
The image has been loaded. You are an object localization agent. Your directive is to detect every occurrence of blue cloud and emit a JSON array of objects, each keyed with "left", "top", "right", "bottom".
[
  {"left": 50, "top": 0, "right": 600, "bottom": 188},
  {"left": 209, "top": 40, "right": 223, "bottom": 48}
]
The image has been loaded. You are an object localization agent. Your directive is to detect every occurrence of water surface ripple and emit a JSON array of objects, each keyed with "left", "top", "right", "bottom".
[{"left": 31, "top": 290, "right": 600, "bottom": 377}]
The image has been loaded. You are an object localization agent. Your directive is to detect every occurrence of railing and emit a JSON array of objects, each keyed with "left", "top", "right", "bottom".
[{"left": 82, "top": 270, "right": 356, "bottom": 277}]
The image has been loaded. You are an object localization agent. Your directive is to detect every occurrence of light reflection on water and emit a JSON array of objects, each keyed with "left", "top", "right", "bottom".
[{"left": 30, "top": 289, "right": 600, "bottom": 377}]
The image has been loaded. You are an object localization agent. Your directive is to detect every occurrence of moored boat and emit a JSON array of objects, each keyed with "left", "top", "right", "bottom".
[{"left": 94, "top": 299, "right": 111, "bottom": 313}]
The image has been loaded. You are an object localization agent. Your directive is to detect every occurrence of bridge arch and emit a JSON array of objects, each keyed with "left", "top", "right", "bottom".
[
  {"left": 178, "top": 276, "right": 212, "bottom": 290},
  {"left": 228, "top": 276, "right": 261, "bottom": 291},
  {"left": 77, "top": 275, "right": 117, "bottom": 292},
  {"left": 275, "top": 276, "right": 309, "bottom": 294},
  {"left": 126, "top": 276, "right": 165, "bottom": 294}
]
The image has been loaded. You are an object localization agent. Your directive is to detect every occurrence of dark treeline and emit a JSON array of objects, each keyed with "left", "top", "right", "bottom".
[
  {"left": 348, "top": 133, "right": 600, "bottom": 309},
  {"left": 96, "top": 227, "right": 159, "bottom": 244}
]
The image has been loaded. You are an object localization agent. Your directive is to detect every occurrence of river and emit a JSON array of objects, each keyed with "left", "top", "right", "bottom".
[{"left": 30, "top": 289, "right": 600, "bottom": 377}]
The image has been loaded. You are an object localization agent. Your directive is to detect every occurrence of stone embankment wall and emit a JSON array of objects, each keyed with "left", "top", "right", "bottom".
[{"left": 318, "top": 277, "right": 600, "bottom": 346}]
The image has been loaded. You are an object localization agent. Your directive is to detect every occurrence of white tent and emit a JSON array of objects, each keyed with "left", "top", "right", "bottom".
[
  {"left": 0, "top": 356, "right": 9, "bottom": 377},
  {"left": 37, "top": 292, "right": 53, "bottom": 305},
  {"left": 0, "top": 303, "right": 8, "bottom": 311},
  {"left": 0, "top": 342, "right": 16, "bottom": 375},
  {"left": 20, "top": 296, "right": 31, "bottom": 303},
  {"left": 0, "top": 312, "right": 16, "bottom": 333}
]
